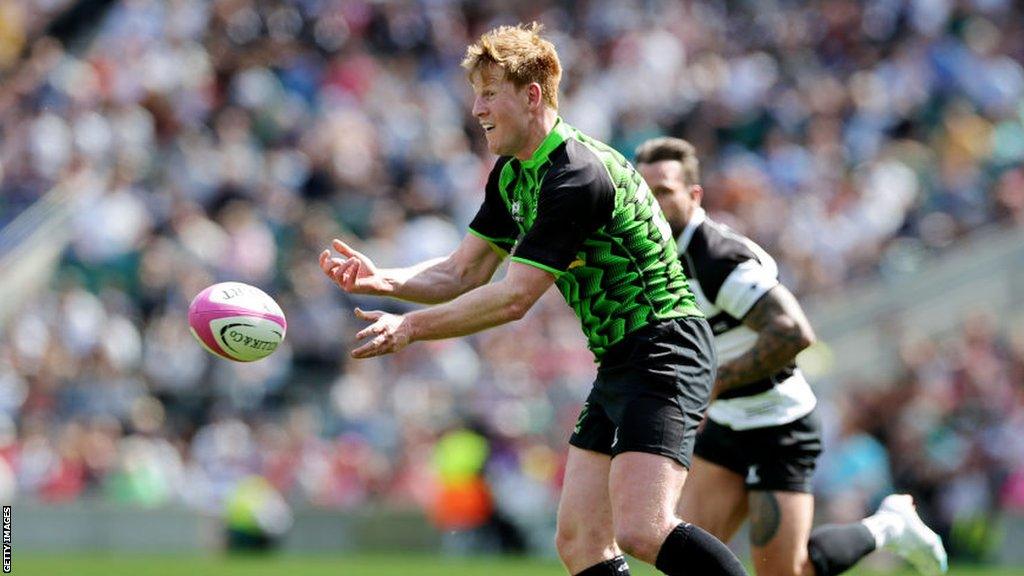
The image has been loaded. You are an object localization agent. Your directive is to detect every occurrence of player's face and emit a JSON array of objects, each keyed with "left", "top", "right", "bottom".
[
  {"left": 639, "top": 160, "right": 701, "bottom": 237},
  {"left": 471, "top": 66, "right": 532, "bottom": 157}
]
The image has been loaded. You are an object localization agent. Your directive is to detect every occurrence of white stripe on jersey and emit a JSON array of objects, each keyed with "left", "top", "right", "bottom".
[{"left": 707, "top": 371, "right": 818, "bottom": 430}]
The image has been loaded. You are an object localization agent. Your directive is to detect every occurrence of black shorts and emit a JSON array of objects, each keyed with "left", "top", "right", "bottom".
[
  {"left": 569, "top": 316, "right": 716, "bottom": 469},
  {"left": 694, "top": 411, "right": 822, "bottom": 493}
]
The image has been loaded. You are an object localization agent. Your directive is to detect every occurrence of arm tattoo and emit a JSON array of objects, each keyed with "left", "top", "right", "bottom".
[
  {"left": 714, "top": 284, "right": 815, "bottom": 396},
  {"left": 749, "top": 491, "right": 782, "bottom": 547}
]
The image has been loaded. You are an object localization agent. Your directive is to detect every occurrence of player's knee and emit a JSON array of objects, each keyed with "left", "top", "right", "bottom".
[
  {"left": 553, "top": 523, "right": 576, "bottom": 560},
  {"left": 555, "top": 520, "right": 606, "bottom": 563},
  {"left": 612, "top": 520, "right": 664, "bottom": 562}
]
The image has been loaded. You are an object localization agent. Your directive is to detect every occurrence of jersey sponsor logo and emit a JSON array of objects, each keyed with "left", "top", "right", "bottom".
[{"left": 511, "top": 200, "right": 523, "bottom": 223}]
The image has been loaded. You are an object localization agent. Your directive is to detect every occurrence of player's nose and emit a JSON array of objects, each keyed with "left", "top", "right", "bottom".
[{"left": 472, "top": 95, "right": 487, "bottom": 118}]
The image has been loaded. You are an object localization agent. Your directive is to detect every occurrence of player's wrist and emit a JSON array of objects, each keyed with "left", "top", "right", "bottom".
[
  {"left": 374, "top": 273, "right": 399, "bottom": 296},
  {"left": 403, "top": 311, "right": 422, "bottom": 343}
]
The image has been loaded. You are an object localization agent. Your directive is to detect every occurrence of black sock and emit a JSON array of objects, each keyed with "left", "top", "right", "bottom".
[
  {"left": 575, "top": 555, "right": 631, "bottom": 575},
  {"left": 807, "top": 524, "right": 877, "bottom": 576},
  {"left": 655, "top": 522, "right": 748, "bottom": 576}
]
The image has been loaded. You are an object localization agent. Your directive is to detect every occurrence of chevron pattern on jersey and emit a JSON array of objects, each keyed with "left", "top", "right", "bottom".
[
  {"left": 551, "top": 128, "right": 701, "bottom": 358},
  {"left": 499, "top": 119, "right": 701, "bottom": 359}
]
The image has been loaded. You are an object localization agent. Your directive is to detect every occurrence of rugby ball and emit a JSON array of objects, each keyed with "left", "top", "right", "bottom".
[{"left": 188, "top": 282, "right": 287, "bottom": 362}]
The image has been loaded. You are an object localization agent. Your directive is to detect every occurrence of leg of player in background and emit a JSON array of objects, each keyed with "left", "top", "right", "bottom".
[
  {"left": 555, "top": 446, "right": 629, "bottom": 575},
  {"left": 676, "top": 456, "right": 749, "bottom": 541},
  {"left": 608, "top": 451, "right": 748, "bottom": 575},
  {"left": 747, "top": 491, "right": 816, "bottom": 576},
  {"left": 808, "top": 494, "right": 948, "bottom": 576},
  {"left": 806, "top": 520, "right": 877, "bottom": 576}
]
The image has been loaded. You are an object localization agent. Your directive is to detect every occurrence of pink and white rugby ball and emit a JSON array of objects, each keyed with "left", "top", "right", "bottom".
[{"left": 188, "top": 282, "right": 287, "bottom": 362}]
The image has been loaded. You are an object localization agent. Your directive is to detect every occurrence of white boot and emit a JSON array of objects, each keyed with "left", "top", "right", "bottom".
[{"left": 862, "top": 494, "right": 948, "bottom": 576}]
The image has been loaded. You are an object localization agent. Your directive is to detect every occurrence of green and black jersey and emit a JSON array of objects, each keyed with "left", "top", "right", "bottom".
[{"left": 468, "top": 117, "right": 702, "bottom": 360}]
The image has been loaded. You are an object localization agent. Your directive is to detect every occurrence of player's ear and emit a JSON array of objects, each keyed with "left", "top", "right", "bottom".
[
  {"left": 691, "top": 185, "right": 704, "bottom": 205},
  {"left": 526, "top": 83, "right": 543, "bottom": 110}
]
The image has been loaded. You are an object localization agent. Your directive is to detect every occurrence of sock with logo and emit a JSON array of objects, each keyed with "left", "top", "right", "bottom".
[
  {"left": 807, "top": 524, "right": 877, "bottom": 576},
  {"left": 575, "top": 555, "right": 630, "bottom": 575},
  {"left": 655, "top": 522, "right": 748, "bottom": 575}
]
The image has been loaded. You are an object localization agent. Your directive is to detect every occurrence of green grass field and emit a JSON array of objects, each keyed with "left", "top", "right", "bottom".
[{"left": 10, "top": 554, "right": 1015, "bottom": 576}]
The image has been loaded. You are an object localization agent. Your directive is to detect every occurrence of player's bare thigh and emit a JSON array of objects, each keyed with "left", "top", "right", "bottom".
[
  {"left": 677, "top": 455, "right": 749, "bottom": 542},
  {"left": 748, "top": 491, "right": 815, "bottom": 576},
  {"left": 555, "top": 446, "right": 620, "bottom": 574},
  {"left": 607, "top": 451, "right": 690, "bottom": 563}
]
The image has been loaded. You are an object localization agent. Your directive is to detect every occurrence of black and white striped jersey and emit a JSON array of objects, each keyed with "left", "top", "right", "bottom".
[{"left": 676, "top": 208, "right": 816, "bottom": 430}]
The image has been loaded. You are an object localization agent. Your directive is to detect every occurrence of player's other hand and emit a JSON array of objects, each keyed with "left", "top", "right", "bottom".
[
  {"left": 351, "top": 308, "right": 412, "bottom": 358},
  {"left": 319, "top": 239, "right": 390, "bottom": 295}
]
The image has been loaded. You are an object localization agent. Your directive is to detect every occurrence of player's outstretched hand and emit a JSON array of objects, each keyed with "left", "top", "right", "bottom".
[
  {"left": 351, "top": 308, "right": 412, "bottom": 358},
  {"left": 319, "top": 239, "right": 390, "bottom": 295}
]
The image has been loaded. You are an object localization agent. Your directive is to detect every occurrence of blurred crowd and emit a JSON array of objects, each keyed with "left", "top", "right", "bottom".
[
  {"left": 815, "top": 314, "right": 1024, "bottom": 561},
  {"left": 0, "top": 0, "right": 1022, "bottom": 561}
]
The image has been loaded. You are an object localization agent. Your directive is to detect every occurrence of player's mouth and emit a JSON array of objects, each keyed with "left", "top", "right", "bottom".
[{"left": 480, "top": 122, "right": 495, "bottom": 133}]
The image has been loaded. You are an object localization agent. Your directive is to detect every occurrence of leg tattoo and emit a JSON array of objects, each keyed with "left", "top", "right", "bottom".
[{"left": 749, "top": 492, "right": 781, "bottom": 547}]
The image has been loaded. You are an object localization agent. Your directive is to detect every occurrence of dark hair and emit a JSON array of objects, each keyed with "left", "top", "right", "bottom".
[{"left": 634, "top": 137, "right": 700, "bottom": 187}]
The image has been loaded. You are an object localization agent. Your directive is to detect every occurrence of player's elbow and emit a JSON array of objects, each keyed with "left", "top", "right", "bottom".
[
  {"left": 464, "top": 268, "right": 493, "bottom": 292},
  {"left": 504, "top": 293, "right": 532, "bottom": 321},
  {"left": 775, "top": 317, "right": 815, "bottom": 352},
  {"left": 791, "top": 321, "right": 816, "bottom": 351},
  {"left": 500, "top": 284, "right": 540, "bottom": 322},
  {"left": 802, "top": 325, "right": 817, "bottom": 349}
]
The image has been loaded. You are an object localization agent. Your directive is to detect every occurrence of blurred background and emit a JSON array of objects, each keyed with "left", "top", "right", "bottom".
[{"left": 0, "top": 0, "right": 1023, "bottom": 572}]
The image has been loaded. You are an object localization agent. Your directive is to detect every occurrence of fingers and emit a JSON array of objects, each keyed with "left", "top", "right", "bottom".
[
  {"left": 354, "top": 308, "right": 384, "bottom": 321},
  {"left": 320, "top": 239, "right": 376, "bottom": 293},
  {"left": 320, "top": 250, "right": 353, "bottom": 285},
  {"left": 333, "top": 239, "right": 367, "bottom": 263},
  {"left": 352, "top": 330, "right": 389, "bottom": 358},
  {"left": 341, "top": 260, "right": 361, "bottom": 286},
  {"left": 355, "top": 321, "right": 386, "bottom": 340},
  {"left": 351, "top": 340, "right": 381, "bottom": 359},
  {"left": 321, "top": 255, "right": 361, "bottom": 292},
  {"left": 332, "top": 238, "right": 354, "bottom": 256},
  {"left": 351, "top": 309, "right": 398, "bottom": 358},
  {"left": 332, "top": 258, "right": 358, "bottom": 286},
  {"left": 354, "top": 309, "right": 386, "bottom": 339},
  {"left": 319, "top": 250, "right": 336, "bottom": 277}
]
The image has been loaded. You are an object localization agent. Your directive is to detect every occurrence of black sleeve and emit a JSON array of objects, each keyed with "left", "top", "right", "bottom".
[
  {"left": 512, "top": 158, "right": 614, "bottom": 274},
  {"left": 468, "top": 157, "right": 519, "bottom": 254}
]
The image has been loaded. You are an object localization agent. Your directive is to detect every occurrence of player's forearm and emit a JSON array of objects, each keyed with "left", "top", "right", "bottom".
[
  {"left": 714, "top": 285, "right": 815, "bottom": 398},
  {"left": 381, "top": 257, "right": 478, "bottom": 304},
  {"left": 714, "top": 334, "right": 806, "bottom": 394},
  {"left": 406, "top": 280, "right": 528, "bottom": 342}
]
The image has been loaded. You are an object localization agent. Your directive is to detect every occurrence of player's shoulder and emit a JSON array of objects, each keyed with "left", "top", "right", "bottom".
[
  {"left": 683, "top": 214, "right": 781, "bottom": 303},
  {"left": 544, "top": 138, "right": 614, "bottom": 190},
  {"left": 688, "top": 217, "right": 760, "bottom": 264}
]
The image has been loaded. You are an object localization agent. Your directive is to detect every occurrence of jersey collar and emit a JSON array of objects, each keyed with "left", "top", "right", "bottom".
[
  {"left": 676, "top": 207, "right": 706, "bottom": 254},
  {"left": 518, "top": 116, "right": 571, "bottom": 170}
]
